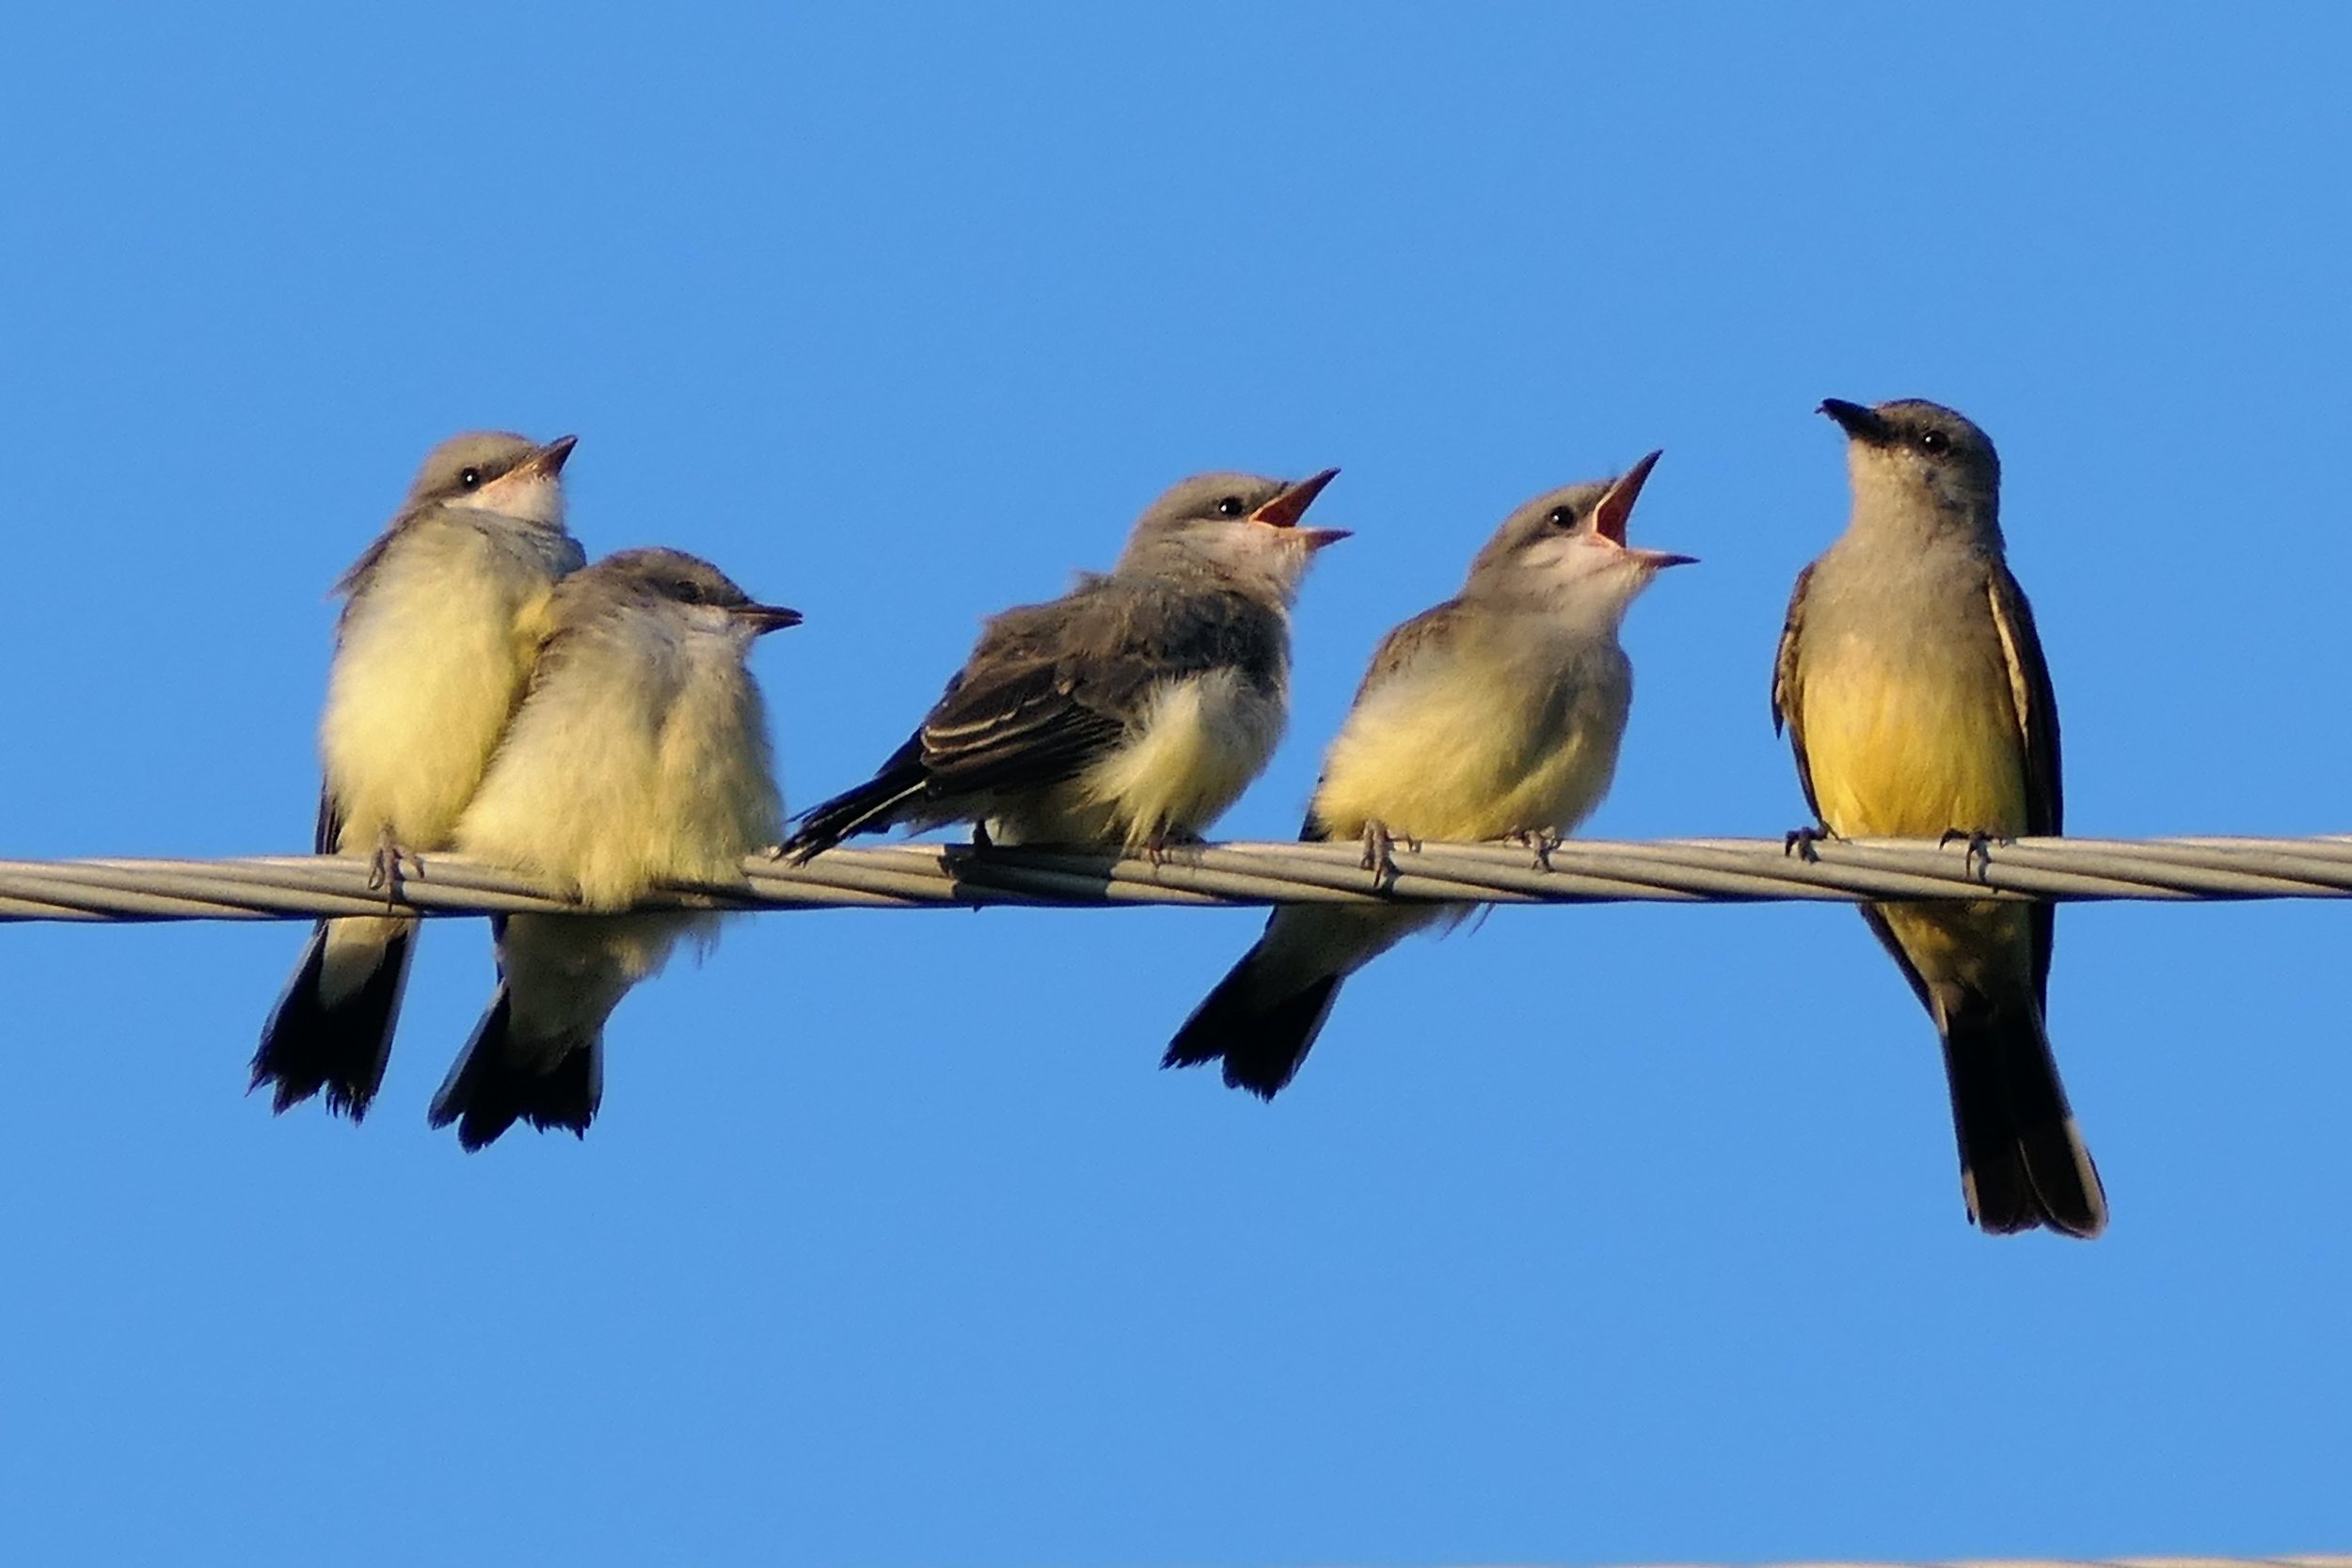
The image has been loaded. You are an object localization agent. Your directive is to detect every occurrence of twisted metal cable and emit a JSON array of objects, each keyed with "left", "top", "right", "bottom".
[{"left": 6, "top": 834, "right": 2352, "bottom": 923}]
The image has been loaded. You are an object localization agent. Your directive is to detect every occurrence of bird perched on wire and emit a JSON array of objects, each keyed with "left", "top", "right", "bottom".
[
  {"left": 1773, "top": 396, "right": 2106, "bottom": 1238},
  {"left": 426, "top": 547, "right": 796, "bottom": 1149},
  {"left": 1165, "top": 453, "right": 1692, "bottom": 1096},
  {"left": 778, "top": 469, "right": 1345, "bottom": 860},
  {"left": 253, "top": 431, "right": 586, "bottom": 1122}
]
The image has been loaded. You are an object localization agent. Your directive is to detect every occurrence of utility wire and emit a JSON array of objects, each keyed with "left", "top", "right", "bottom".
[{"left": 6, "top": 834, "right": 2352, "bottom": 923}]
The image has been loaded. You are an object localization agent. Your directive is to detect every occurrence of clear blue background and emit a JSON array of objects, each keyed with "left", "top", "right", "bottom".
[{"left": 2, "top": 6, "right": 2346, "bottom": 1564}]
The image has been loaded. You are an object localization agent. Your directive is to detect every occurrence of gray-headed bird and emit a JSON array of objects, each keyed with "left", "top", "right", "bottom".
[
  {"left": 1166, "top": 453, "right": 1690, "bottom": 1095},
  {"left": 254, "top": 432, "right": 587, "bottom": 1120},
  {"left": 426, "top": 548, "right": 796, "bottom": 1149},
  {"left": 1773, "top": 397, "right": 2106, "bottom": 1238},
  {"left": 778, "top": 469, "right": 1344, "bottom": 860}
]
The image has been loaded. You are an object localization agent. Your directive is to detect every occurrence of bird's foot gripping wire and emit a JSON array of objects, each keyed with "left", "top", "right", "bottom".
[
  {"left": 366, "top": 827, "right": 411, "bottom": 906},
  {"left": 1783, "top": 824, "right": 1835, "bottom": 863},
  {"left": 1359, "top": 818, "right": 1418, "bottom": 891},
  {"left": 1139, "top": 825, "right": 1203, "bottom": 867},
  {"left": 1509, "top": 828, "right": 1564, "bottom": 872},
  {"left": 1939, "top": 827, "right": 2008, "bottom": 882}
]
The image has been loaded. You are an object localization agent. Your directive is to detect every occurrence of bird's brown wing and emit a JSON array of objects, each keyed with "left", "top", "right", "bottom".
[
  {"left": 1771, "top": 562, "right": 1821, "bottom": 821},
  {"left": 1353, "top": 598, "right": 1463, "bottom": 702},
  {"left": 918, "top": 578, "right": 1285, "bottom": 798},
  {"left": 313, "top": 787, "right": 344, "bottom": 856},
  {"left": 1984, "top": 562, "right": 2064, "bottom": 1004}
]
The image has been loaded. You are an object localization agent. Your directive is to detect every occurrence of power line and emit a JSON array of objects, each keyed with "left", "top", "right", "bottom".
[{"left": 6, "top": 834, "right": 2352, "bottom": 924}]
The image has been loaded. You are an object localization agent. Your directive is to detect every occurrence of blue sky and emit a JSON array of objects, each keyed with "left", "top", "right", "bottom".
[{"left": 3, "top": 5, "right": 2348, "bottom": 1564}]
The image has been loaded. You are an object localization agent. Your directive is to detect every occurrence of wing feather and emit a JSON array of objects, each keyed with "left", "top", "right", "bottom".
[
  {"left": 1771, "top": 562, "right": 1821, "bottom": 821},
  {"left": 1983, "top": 563, "right": 2064, "bottom": 1005},
  {"left": 916, "top": 579, "right": 1283, "bottom": 797}
]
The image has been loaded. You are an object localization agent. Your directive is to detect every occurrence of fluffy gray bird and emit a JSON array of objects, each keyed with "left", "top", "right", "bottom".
[
  {"left": 253, "top": 431, "right": 586, "bottom": 1120},
  {"left": 428, "top": 547, "right": 795, "bottom": 1149},
  {"left": 1773, "top": 397, "right": 2106, "bottom": 1238},
  {"left": 1166, "top": 454, "right": 1691, "bottom": 1095},
  {"left": 780, "top": 469, "right": 1344, "bottom": 859}
]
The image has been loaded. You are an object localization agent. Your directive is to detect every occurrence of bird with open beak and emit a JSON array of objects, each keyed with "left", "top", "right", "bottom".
[
  {"left": 1166, "top": 453, "right": 1692, "bottom": 1096},
  {"left": 780, "top": 468, "right": 1346, "bottom": 859}
]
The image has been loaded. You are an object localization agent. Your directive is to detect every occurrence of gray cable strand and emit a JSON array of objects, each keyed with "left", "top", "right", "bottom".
[{"left": 6, "top": 834, "right": 2352, "bottom": 923}]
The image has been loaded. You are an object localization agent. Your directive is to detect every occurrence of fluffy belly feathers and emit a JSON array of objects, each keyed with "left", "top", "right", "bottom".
[
  {"left": 1312, "top": 667, "right": 1624, "bottom": 844},
  {"left": 1080, "top": 667, "right": 1280, "bottom": 845},
  {"left": 321, "top": 549, "right": 552, "bottom": 850}
]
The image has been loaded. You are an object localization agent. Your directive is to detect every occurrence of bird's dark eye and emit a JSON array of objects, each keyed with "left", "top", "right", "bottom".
[
  {"left": 1215, "top": 496, "right": 1248, "bottom": 517},
  {"left": 458, "top": 467, "right": 485, "bottom": 489},
  {"left": 1917, "top": 430, "right": 1950, "bottom": 455},
  {"left": 1546, "top": 506, "right": 1577, "bottom": 530}
]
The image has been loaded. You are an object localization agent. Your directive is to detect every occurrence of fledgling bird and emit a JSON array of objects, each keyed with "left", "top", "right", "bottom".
[
  {"left": 253, "top": 432, "right": 587, "bottom": 1121},
  {"left": 1773, "top": 397, "right": 2106, "bottom": 1238},
  {"left": 427, "top": 547, "right": 796, "bottom": 1150},
  {"left": 778, "top": 469, "right": 1345, "bottom": 860},
  {"left": 1165, "top": 454, "right": 1691, "bottom": 1095}
]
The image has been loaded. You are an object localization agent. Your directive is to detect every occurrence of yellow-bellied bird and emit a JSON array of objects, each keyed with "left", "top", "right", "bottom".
[
  {"left": 1166, "top": 454, "right": 1690, "bottom": 1095},
  {"left": 778, "top": 470, "right": 1344, "bottom": 860},
  {"left": 254, "top": 433, "right": 586, "bottom": 1120},
  {"left": 1774, "top": 397, "right": 2106, "bottom": 1237},
  {"left": 428, "top": 548, "right": 795, "bottom": 1148}
]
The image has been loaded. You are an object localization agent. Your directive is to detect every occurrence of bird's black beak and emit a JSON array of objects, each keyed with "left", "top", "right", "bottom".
[
  {"left": 1819, "top": 400, "right": 1890, "bottom": 445},
  {"left": 525, "top": 434, "right": 580, "bottom": 476},
  {"left": 733, "top": 603, "right": 803, "bottom": 636}
]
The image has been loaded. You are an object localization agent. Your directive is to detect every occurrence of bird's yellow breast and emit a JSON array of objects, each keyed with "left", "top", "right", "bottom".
[
  {"left": 456, "top": 632, "right": 781, "bottom": 911},
  {"left": 1312, "top": 653, "right": 1625, "bottom": 843},
  {"left": 1797, "top": 630, "right": 2028, "bottom": 838},
  {"left": 322, "top": 524, "right": 561, "bottom": 850}
]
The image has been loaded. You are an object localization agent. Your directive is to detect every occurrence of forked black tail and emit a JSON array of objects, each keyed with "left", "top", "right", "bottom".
[
  {"left": 1162, "top": 942, "right": 1344, "bottom": 1101},
  {"left": 1939, "top": 987, "right": 2106, "bottom": 1238},
  {"left": 776, "top": 736, "right": 928, "bottom": 863},
  {"left": 427, "top": 985, "right": 602, "bottom": 1151},
  {"left": 251, "top": 919, "right": 415, "bottom": 1121}
]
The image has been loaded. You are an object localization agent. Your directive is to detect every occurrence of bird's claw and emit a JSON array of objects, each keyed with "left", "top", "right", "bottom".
[
  {"left": 1940, "top": 827, "right": 2006, "bottom": 882},
  {"left": 1140, "top": 826, "right": 1202, "bottom": 867},
  {"left": 1510, "top": 828, "right": 1563, "bottom": 872},
  {"left": 1359, "top": 819, "right": 1406, "bottom": 891},
  {"left": 367, "top": 829, "right": 411, "bottom": 905},
  {"left": 1783, "top": 825, "right": 1832, "bottom": 863}
]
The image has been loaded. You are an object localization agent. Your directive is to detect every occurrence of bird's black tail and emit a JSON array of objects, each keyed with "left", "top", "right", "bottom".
[
  {"left": 1162, "top": 941, "right": 1344, "bottom": 1100},
  {"left": 1939, "top": 987, "right": 2107, "bottom": 1238},
  {"left": 251, "top": 918, "right": 415, "bottom": 1121},
  {"left": 776, "top": 736, "right": 928, "bottom": 863},
  {"left": 426, "top": 985, "right": 602, "bottom": 1152}
]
